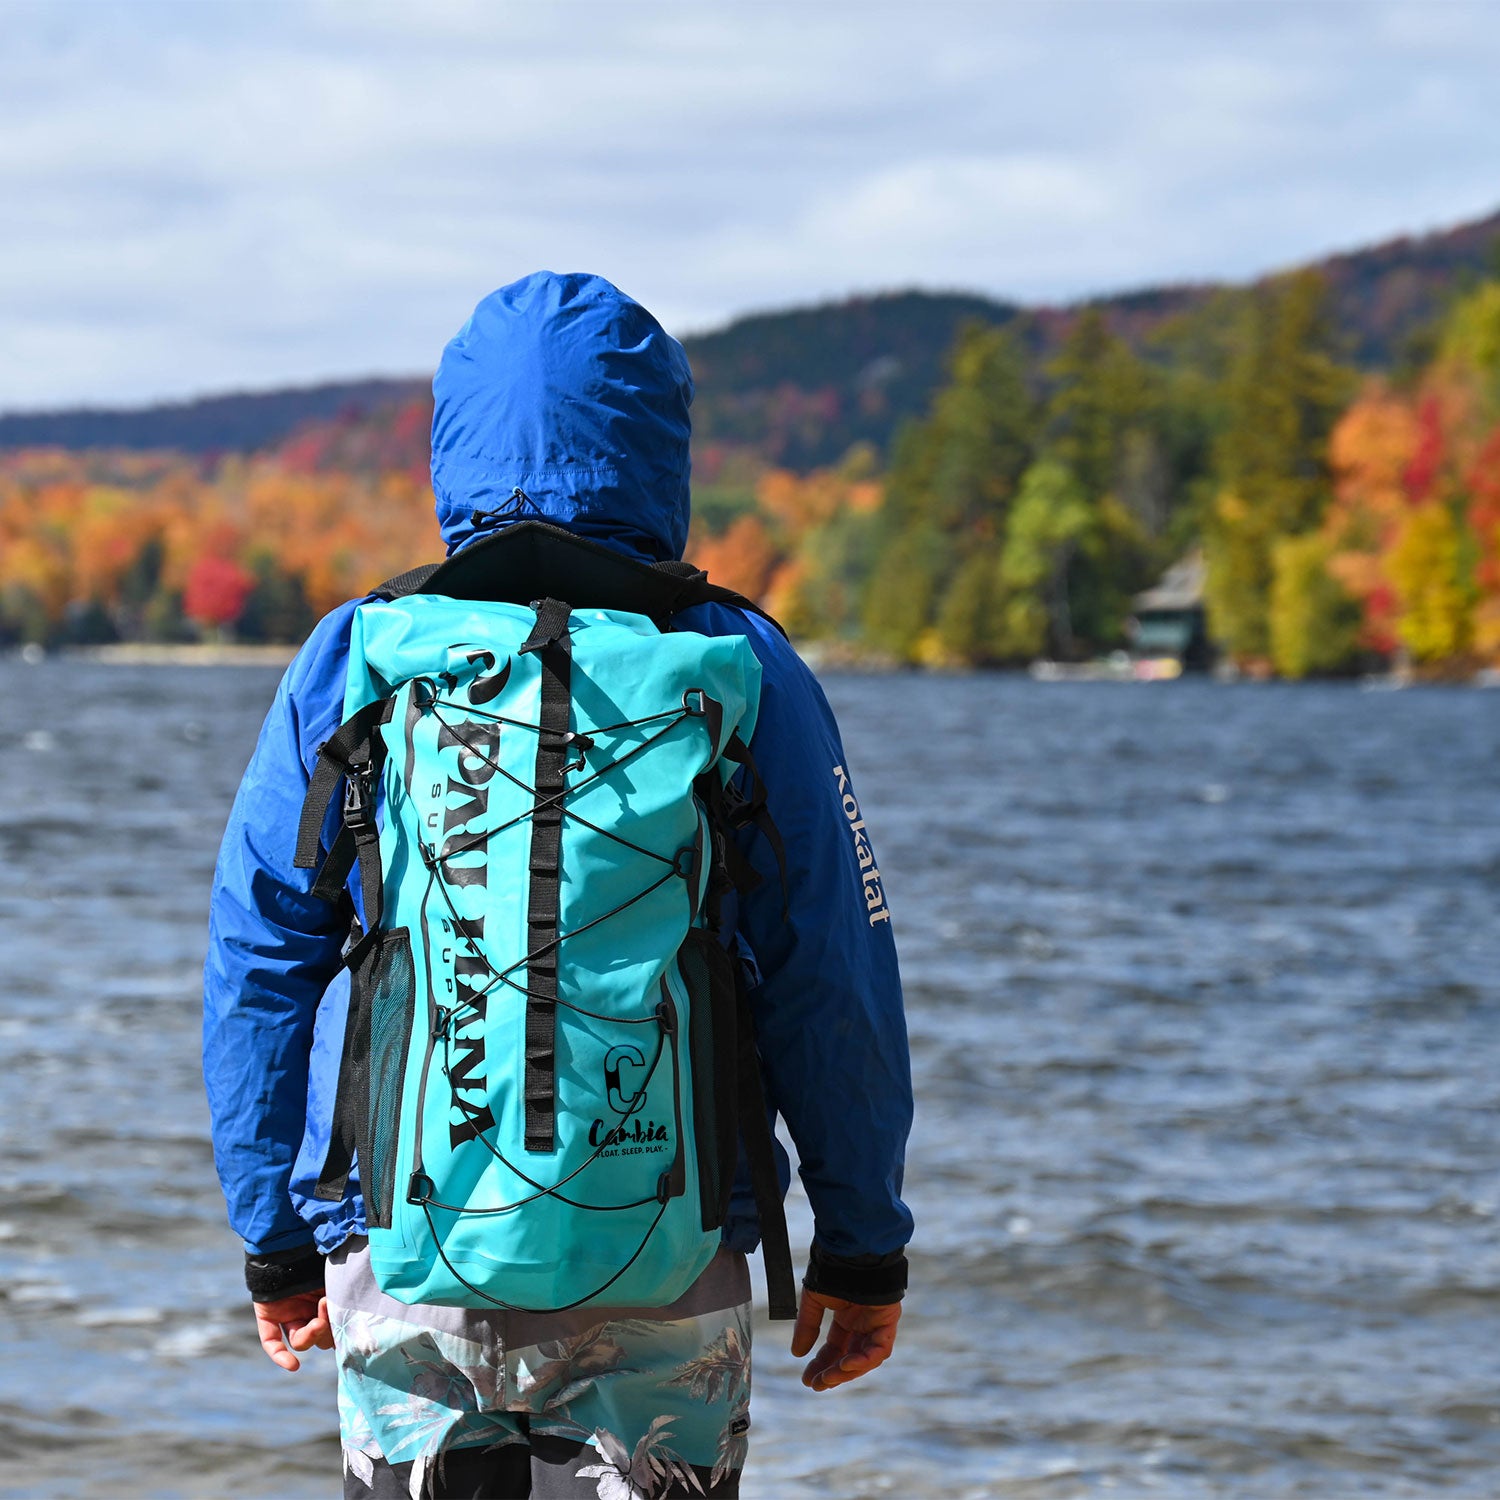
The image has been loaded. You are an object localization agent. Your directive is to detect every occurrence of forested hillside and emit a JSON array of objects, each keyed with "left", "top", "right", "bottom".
[
  {"left": 686, "top": 291, "right": 1021, "bottom": 469},
  {"left": 0, "top": 378, "right": 424, "bottom": 458},
  {"left": 4, "top": 206, "right": 1497, "bottom": 467},
  {"left": 4, "top": 209, "right": 1500, "bottom": 673}
]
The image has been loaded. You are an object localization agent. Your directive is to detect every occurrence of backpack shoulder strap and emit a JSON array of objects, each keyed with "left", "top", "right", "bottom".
[
  {"left": 294, "top": 696, "right": 396, "bottom": 970},
  {"left": 648, "top": 559, "right": 787, "bottom": 638},
  {"left": 371, "top": 563, "right": 443, "bottom": 600},
  {"left": 363, "top": 522, "right": 787, "bottom": 637}
]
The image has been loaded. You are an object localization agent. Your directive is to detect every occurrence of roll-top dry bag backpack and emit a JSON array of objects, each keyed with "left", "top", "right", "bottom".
[{"left": 296, "top": 521, "right": 796, "bottom": 1319}]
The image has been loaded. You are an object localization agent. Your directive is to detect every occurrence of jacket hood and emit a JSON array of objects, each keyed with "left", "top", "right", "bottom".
[{"left": 430, "top": 271, "right": 694, "bottom": 562}]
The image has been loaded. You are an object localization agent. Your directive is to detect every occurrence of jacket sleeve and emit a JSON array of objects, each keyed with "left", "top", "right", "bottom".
[
  {"left": 202, "top": 603, "right": 361, "bottom": 1261},
  {"left": 722, "top": 612, "right": 915, "bottom": 1271}
]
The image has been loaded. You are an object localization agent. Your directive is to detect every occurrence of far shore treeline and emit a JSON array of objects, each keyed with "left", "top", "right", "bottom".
[{"left": 6, "top": 265, "right": 1500, "bottom": 677}]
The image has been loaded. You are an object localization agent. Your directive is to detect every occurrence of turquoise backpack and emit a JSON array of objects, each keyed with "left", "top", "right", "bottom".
[{"left": 295, "top": 523, "right": 796, "bottom": 1319}]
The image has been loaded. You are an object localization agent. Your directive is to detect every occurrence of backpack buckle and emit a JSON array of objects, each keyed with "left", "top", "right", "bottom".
[
  {"left": 672, "top": 843, "right": 701, "bottom": 885},
  {"left": 343, "top": 761, "right": 374, "bottom": 835},
  {"left": 561, "top": 730, "right": 594, "bottom": 774}
]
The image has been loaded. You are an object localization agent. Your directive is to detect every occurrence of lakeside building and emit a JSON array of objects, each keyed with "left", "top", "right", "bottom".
[{"left": 1128, "top": 551, "right": 1212, "bottom": 672}]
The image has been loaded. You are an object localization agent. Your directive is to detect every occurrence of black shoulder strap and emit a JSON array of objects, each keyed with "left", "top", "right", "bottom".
[
  {"left": 371, "top": 563, "right": 442, "bottom": 600},
  {"left": 365, "top": 521, "right": 787, "bottom": 637},
  {"left": 647, "top": 558, "right": 787, "bottom": 637},
  {"left": 732, "top": 968, "right": 799, "bottom": 1321},
  {"left": 719, "top": 732, "right": 790, "bottom": 918},
  {"left": 294, "top": 697, "right": 395, "bottom": 969},
  {"left": 294, "top": 698, "right": 394, "bottom": 869}
]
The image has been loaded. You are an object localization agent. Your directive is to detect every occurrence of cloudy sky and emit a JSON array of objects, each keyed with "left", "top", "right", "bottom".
[{"left": 4, "top": 0, "right": 1500, "bottom": 409}]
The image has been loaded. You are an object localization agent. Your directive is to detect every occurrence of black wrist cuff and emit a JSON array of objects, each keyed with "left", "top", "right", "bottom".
[
  {"left": 244, "top": 1244, "right": 325, "bottom": 1302},
  {"left": 803, "top": 1242, "right": 908, "bottom": 1305}
]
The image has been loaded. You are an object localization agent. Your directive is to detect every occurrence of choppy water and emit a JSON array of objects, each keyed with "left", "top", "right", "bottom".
[{"left": 3, "top": 661, "right": 1500, "bottom": 1498}]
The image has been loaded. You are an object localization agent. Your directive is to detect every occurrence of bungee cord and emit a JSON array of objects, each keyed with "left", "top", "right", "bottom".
[
  {"left": 427, "top": 695, "right": 704, "bottom": 865},
  {"left": 426, "top": 1019, "right": 670, "bottom": 1214},
  {"left": 418, "top": 1195, "right": 674, "bottom": 1315},
  {"left": 397, "top": 675, "right": 709, "bottom": 1251}
]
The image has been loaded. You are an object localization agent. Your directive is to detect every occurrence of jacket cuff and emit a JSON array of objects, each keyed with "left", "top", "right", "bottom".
[
  {"left": 244, "top": 1243, "right": 325, "bottom": 1303},
  {"left": 803, "top": 1241, "right": 908, "bottom": 1305}
]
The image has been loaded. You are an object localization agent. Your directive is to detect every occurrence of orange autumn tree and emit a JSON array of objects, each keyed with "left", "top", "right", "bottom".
[
  {"left": 1386, "top": 392, "right": 1473, "bottom": 665},
  {"left": 687, "top": 513, "right": 781, "bottom": 602},
  {"left": 682, "top": 448, "right": 884, "bottom": 643},
  {"left": 1323, "top": 382, "right": 1420, "bottom": 656},
  {"left": 1323, "top": 386, "right": 1474, "bottom": 669},
  {"left": 236, "top": 463, "right": 438, "bottom": 618},
  {"left": 0, "top": 476, "right": 82, "bottom": 634}
]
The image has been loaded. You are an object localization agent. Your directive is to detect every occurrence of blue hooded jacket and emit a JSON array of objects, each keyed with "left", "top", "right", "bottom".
[{"left": 203, "top": 272, "right": 913, "bottom": 1291}]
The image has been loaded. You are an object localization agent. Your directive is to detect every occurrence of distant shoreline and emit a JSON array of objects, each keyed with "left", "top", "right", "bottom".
[
  {"left": 40, "top": 642, "right": 297, "bottom": 667},
  {"left": 8, "top": 643, "right": 1500, "bottom": 687}
]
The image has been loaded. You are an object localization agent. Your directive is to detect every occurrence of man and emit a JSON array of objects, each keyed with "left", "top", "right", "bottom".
[{"left": 204, "top": 271, "right": 913, "bottom": 1498}]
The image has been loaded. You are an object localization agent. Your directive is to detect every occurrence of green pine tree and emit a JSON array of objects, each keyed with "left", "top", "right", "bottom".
[
  {"left": 1204, "top": 270, "right": 1354, "bottom": 662},
  {"left": 1045, "top": 307, "right": 1155, "bottom": 503},
  {"left": 998, "top": 458, "right": 1095, "bottom": 659},
  {"left": 863, "top": 323, "right": 1035, "bottom": 659},
  {"left": 879, "top": 322, "right": 1035, "bottom": 536}
]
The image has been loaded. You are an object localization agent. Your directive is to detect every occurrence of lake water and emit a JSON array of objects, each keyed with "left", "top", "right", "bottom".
[{"left": 2, "top": 662, "right": 1500, "bottom": 1498}]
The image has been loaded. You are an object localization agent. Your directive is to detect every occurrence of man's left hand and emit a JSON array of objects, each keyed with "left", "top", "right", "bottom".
[{"left": 790, "top": 1287, "right": 901, "bottom": 1391}]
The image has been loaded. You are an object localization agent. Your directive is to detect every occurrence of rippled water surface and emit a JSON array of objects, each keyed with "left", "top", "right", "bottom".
[{"left": 3, "top": 661, "right": 1500, "bottom": 1498}]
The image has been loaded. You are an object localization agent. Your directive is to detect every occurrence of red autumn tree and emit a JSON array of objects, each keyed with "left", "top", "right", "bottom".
[{"left": 183, "top": 554, "right": 256, "bottom": 630}]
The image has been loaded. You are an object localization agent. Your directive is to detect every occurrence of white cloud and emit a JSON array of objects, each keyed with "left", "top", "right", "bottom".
[{"left": 0, "top": 0, "right": 1497, "bottom": 406}]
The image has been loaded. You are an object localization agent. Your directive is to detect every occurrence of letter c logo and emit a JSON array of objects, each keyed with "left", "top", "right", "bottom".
[{"left": 604, "top": 1044, "right": 647, "bottom": 1116}]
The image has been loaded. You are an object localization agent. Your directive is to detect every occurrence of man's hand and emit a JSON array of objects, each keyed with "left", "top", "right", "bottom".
[
  {"left": 790, "top": 1288, "right": 901, "bottom": 1391},
  {"left": 253, "top": 1291, "right": 333, "bottom": 1371}
]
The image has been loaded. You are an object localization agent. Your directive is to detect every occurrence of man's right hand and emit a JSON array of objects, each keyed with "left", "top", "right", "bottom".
[{"left": 253, "top": 1291, "right": 333, "bottom": 1371}]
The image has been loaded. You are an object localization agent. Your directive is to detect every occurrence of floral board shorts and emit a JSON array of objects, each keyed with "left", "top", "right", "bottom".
[{"left": 326, "top": 1238, "right": 753, "bottom": 1500}]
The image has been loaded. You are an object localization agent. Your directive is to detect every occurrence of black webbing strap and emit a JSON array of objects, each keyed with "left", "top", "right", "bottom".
[
  {"left": 520, "top": 597, "right": 573, "bottom": 1152},
  {"left": 314, "top": 941, "right": 368, "bottom": 1201},
  {"left": 733, "top": 973, "right": 798, "bottom": 1321},
  {"left": 693, "top": 774, "right": 733, "bottom": 933},
  {"left": 521, "top": 596, "right": 573, "bottom": 656},
  {"left": 699, "top": 692, "right": 725, "bottom": 759},
  {"left": 343, "top": 777, "right": 387, "bottom": 971},
  {"left": 294, "top": 699, "right": 395, "bottom": 871},
  {"left": 311, "top": 825, "right": 355, "bottom": 903},
  {"left": 296, "top": 756, "right": 346, "bottom": 871},
  {"left": 720, "top": 732, "right": 790, "bottom": 918},
  {"left": 293, "top": 698, "right": 394, "bottom": 973}
]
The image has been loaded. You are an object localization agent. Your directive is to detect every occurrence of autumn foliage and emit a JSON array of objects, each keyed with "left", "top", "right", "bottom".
[
  {"left": 0, "top": 400, "right": 440, "bottom": 645},
  {"left": 183, "top": 555, "right": 256, "bottom": 629},
  {"left": 1313, "top": 281, "right": 1500, "bottom": 673},
  {"left": 7, "top": 272, "right": 1500, "bottom": 676}
]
